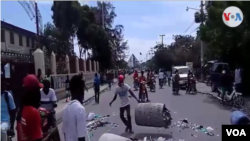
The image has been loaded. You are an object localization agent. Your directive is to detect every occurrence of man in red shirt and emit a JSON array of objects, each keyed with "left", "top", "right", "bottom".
[
  {"left": 16, "top": 75, "right": 44, "bottom": 141},
  {"left": 138, "top": 71, "right": 150, "bottom": 102}
]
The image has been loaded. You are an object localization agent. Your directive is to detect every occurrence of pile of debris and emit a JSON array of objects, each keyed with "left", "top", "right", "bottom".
[{"left": 171, "top": 118, "right": 219, "bottom": 137}]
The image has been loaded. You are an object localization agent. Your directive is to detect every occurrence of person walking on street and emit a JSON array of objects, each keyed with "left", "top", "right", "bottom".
[
  {"left": 93, "top": 73, "right": 101, "bottom": 104},
  {"left": 65, "top": 75, "right": 70, "bottom": 102},
  {"left": 109, "top": 75, "right": 139, "bottom": 133},
  {"left": 235, "top": 64, "right": 243, "bottom": 93},
  {"left": 172, "top": 70, "right": 180, "bottom": 92},
  {"left": 80, "top": 73, "right": 88, "bottom": 101},
  {"left": 62, "top": 75, "right": 87, "bottom": 141},
  {"left": 107, "top": 71, "right": 113, "bottom": 90}
]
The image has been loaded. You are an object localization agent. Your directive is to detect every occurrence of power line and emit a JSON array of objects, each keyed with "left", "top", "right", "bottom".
[
  {"left": 189, "top": 27, "right": 199, "bottom": 35},
  {"left": 184, "top": 21, "right": 195, "bottom": 33}
]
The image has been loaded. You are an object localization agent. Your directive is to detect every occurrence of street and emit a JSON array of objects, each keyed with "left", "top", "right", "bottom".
[{"left": 56, "top": 75, "right": 231, "bottom": 141}]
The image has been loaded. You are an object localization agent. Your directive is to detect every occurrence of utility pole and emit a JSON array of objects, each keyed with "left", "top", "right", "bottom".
[
  {"left": 200, "top": 0, "right": 205, "bottom": 82},
  {"left": 159, "top": 34, "right": 165, "bottom": 47},
  {"left": 35, "top": 2, "right": 40, "bottom": 49}
]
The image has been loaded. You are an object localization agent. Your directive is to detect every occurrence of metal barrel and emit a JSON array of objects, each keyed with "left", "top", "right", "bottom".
[
  {"left": 98, "top": 133, "right": 131, "bottom": 141},
  {"left": 134, "top": 103, "right": 172, "bottom": 128}
]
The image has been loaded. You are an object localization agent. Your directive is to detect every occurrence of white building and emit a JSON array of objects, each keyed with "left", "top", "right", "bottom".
[
  {"left": 1, "top": 21, "right": 36, "bottom": 55},
  {"left": 127, "top": 54, "right": 140, "bottom": 68}
]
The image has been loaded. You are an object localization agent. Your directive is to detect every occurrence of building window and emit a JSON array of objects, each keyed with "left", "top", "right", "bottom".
[
  {"left": 19, "top": 35, "right": 23, "bottom": 46},
  {"left": 26, "top": 37, "right": 30, "bottom": 47},
  {"left": 10, "top": 32, "right": 14, "bottom": 44},
  {"left": 1, "top": 29, "right": 5, "bottom": 42},
  {"left": 31, "top": 39, "right": 34, "bottom": 48}
]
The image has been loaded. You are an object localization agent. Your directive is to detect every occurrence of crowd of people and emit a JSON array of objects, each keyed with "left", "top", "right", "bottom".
[{"left": 1, "top": 67, "right": 249, "bottom": 141}]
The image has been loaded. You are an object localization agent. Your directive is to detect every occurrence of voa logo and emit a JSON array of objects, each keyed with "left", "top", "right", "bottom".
[
  {"left": 222, "top": 6, "right": 244, "bottom": 28},
  {"left": 226, "top": 129, "right": 246, "bottom": 136}
]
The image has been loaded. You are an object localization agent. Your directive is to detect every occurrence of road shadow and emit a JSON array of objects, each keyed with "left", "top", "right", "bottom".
[
  {"left": 202, "top": 95, "right": 232, "bottom": 111},
  {"left": 120, "top": 133, "right": 172, "bottom": 140}
]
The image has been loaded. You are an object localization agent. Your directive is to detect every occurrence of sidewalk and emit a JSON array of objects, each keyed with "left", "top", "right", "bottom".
[
  {"left": 196, "top": 82, "right": 250, "bottom": 109},
  {"left": 55, "top": 79, "right": 117, "bottom": 123}
]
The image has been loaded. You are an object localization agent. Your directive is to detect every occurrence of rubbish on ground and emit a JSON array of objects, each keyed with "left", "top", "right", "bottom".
[
  {"left": 86, "top": 113, "right": 119, "bottom": 139},
  {"left": 98, "top": 133, "right": 132, "bottom": 141},
  {"left": 134, "top": 103, "right": 172, "bottom": 128},
  {"left": 172, "top": 118, "right": 219, "bottom": 137}
]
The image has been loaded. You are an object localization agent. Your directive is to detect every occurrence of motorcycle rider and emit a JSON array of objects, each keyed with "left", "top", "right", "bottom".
[
  {"left": 167, "top": 71, "right": 171, "bottom": 86},
  {"left": 187, "top": 70, "right": 197, "bottom": 93},
  {"left": 220, "top": 70, "right": 233, "bottom": 104},
  {"left": 1, "top": 82, "right": 16, "bottom": 141},
  {"left": 172, "top": 69, "right": 180, "bottom": 92},
  {"left": 133, "top": 70, "right": 139, "bottom": 89},
  {"left": 158, "top": 69, "right": 164, "bottom": 87},
  {"left": 139, "top": 71, "right": 150, "bottom": 102},
  {"left": 40, "top": 79, "right": 57, "bottom": 127}
]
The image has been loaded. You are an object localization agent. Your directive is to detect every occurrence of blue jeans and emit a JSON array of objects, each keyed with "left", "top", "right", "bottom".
[{"left": 1, "top": 122, "right": 10, "bottom": 141}]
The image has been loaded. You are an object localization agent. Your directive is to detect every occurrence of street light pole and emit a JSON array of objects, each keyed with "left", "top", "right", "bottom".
[
  {"left": 159, "top": 34, "right": 165, "bottom": 47},
  {"left": 186, "top": 1, "right": 205, "bottom": 82},
  {"left": 200, "top": 0, "right": 205, "bottom": 82}
]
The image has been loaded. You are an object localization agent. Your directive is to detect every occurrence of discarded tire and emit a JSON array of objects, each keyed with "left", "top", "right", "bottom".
[
  {"left": 98, "top": 133, "right": 131, "bottom": 141},
  {"left": 134, "top": 103, "right": 172, "bottom": 128}
]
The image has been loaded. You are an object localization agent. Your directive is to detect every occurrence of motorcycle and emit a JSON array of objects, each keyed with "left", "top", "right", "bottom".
[
  {"left": 159, "top": 79, "right": 163, "bottom": 89},
  {"left": 134, "top": 78, "right": 139, "bottom": 91},
  {"left": 217, "top": 84, "right": 245, "bottom": 107},
  {"left": 206, "top": 75, "right": 211, "bottom": 86},
  {"left": 39, "top": 106, "right": 60, "bottom": 141},
  {"left": 172, "top": 82, "right": 179, "bottom": 94},
  {"left": 186, "top": 77, "right": 197, "bottom": 94},
  {"left": 140, "top": 81, "right": 147, "bottom": 102},
  {"left": 150, "top": 77, "right": 156, "bottom": 92}
]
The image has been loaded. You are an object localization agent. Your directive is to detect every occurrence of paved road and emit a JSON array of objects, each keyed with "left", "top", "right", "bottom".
[{"left": 57, "top": 75, "right": 230, "bottom": 141}]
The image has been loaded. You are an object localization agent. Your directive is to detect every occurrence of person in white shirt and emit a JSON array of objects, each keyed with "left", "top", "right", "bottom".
[
  {"left": 109, "top": 75, "right": 139, "bottom": 133},
  {"left": 62, "top": 75, "right": 87, "bottom": 141},
  {"left": 158, "top": 70, "right": 164, "bottom": 86},
  {"left": 235, "top": 65, "right": 242, "bottom": 93},
  {"left": 40, "top": 79, "right": 57, "bottom": 127}
]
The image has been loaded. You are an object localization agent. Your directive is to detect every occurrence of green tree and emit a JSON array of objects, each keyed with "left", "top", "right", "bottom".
[{"left": 198, "top": 1, "right": 250, "bottom": 95}]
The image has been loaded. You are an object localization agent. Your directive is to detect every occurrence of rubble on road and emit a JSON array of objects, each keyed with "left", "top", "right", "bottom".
[
  {"left": 86, "top": 113, "right": 119, "bottom": 139},
  {"left": 171, "top": 118, "right": 220, "bottom": 137}
]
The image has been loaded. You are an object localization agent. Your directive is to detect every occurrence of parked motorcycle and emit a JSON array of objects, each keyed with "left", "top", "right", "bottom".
[
  {"left": 150, "top": 77, "right": 156, "bottom": 92},
  {"left": 217, "top": 84, "right": 245, "bottom": 107},
  {"left": 206, "top": 75, "right": 211, "bottom": 86}
]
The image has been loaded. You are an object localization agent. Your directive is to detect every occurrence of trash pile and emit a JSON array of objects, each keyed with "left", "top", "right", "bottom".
[
  {"left": 86, "top": 112, "right": 119, "bottom": 139},
  {"left": 171, "top": 118, "right": 219, "bottom": 137}
]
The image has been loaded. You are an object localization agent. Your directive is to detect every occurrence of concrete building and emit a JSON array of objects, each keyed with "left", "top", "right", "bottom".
[
  {"left": 1, "top": 21, "right": 36, "bottom": 55},
  {"left": 127, "top": 54, "right": 140, "bottom": 68}
]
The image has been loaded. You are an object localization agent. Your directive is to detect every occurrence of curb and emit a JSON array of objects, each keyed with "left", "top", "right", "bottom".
[{"left": 56, "top": 81, "right": 118, "bottom": 124}]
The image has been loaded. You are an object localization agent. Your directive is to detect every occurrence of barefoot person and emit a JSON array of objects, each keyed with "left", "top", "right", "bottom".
[{"left": 109, "top": 75, "right": 139, "bottom": 133}]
